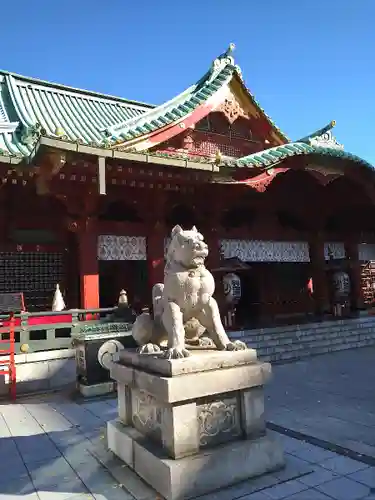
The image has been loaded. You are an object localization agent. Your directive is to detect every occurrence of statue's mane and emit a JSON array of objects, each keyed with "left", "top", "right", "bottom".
[{"left": 165, "top": 233, "right": 180, "bottom": 266}]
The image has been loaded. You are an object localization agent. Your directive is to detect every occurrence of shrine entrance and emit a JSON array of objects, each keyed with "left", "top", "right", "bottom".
[
  {"left": 98, "top": 260, "right": 148, "bottom": 309},
  {"left": 263, "top": 262, "right": 314, "bottom": 323},
  {"left": 97, "top": 235, "right": 149, "bottom": 310},
  {"left": 219, "top": 239, "right": 313, "bottom": 327},
  {"left": 235, "top": 270, "right": 261, "bottom": 328}
]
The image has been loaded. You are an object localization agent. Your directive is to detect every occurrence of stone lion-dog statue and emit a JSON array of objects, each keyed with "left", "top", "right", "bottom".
[{"left": 132, "top": 224, "right": 247, "bottom": 359}]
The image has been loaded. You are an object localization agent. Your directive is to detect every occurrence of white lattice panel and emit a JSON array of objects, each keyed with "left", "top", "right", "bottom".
[
  {"left": 324, "top": 242, "right": 346, "bottom": 261},
  {"left": 98, "top": 235, "right": 146, "bottom": 261},
  {"left": 358, "top": 243, "right": 375, "bottom": 262},
  {"left": 219, "top": 239, "right": 310, "bottom": 263}
]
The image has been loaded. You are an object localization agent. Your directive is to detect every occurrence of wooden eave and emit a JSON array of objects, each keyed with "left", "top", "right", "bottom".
[{"left": 30, "top": 137, "right": 221, "bottom": 173}]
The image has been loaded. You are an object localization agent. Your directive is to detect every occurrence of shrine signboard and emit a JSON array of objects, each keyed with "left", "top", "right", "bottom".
[{"left": 0, "top": 292, "right": 25, "bottom": 313}]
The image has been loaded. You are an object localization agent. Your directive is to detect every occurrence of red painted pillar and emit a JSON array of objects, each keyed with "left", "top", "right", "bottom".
[
  {"left": 309, "top": 237, "right": 330, "bottom": 315},
  {"left": 78, "top": 219, "right": 99, "bottom": 309},
  {"left": 147, "top": 223, "right": 165, "bottom": 289}
]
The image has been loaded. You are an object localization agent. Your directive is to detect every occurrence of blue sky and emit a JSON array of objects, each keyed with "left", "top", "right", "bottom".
[{"left": 2, "top": 0, "right": 374, "bottom": 162}]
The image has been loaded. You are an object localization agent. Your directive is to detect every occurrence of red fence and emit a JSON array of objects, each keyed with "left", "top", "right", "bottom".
[{"left": 0, "top": 313, "right": 16, "bottom": 400}]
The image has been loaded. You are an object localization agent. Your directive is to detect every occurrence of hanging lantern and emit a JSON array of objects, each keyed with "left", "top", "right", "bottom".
[
  {"left": 332, "top": 271, "right": 351, "bottom": 297},
  {"left": 223, "top": 273, "right": 242, "bottom": 304}
]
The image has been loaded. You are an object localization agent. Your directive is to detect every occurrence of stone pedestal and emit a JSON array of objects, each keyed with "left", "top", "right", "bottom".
[
  {"left": 107, "top": 348, "right": 284, "bottom": 500},
  {"left": 73, "top": 328, "right": 135, "bottom": 397}
]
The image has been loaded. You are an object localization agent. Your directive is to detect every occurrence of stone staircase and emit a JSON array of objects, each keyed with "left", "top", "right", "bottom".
[{"left": 230, "top": 314, "right": 375, "bottom": 363}]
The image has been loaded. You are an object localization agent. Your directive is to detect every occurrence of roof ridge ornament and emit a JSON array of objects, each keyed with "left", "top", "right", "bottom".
[
  {"left": 220, "top": 43, "right": 236, "bottom": 62},
  {"left": 297, "top": 120, "right": 344, "bottom": 150},
  {"left": 308, "top": 130, "right": 344, "bottom": 150},
  {"left": 19, "top": 122, "right": 46, "bottom": 146},
  {"left": 211, "top": 43, "right": 236, "bottom": 74},
  {"left": 0, "top": 122, "right": 19, "bottom": 134}
]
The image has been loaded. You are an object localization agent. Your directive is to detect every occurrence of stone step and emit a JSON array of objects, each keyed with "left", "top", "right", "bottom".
[
  {"left": 253, "top": 332, "right": 375, "bottom": 356},
  {"left": 233, "top": 325, "right": 375, "bottom": 344},
  {"left": 228, "top": 316, "right": 375, "bottom": 363},
  {"left": 261, "top": 337, "right": 375, "bottom": 363},
  {"left": 242, "top": 315, "right": 375, "bottom": 337},
  {"left": 233, "top": 327, "right": 375, "bottom": 347},
  {"left": 238, "top": 328, "right": 375, "bottom": 349},
  {"left": 255, "top": 330, "right": 375, "bottom": 349},
  {"left": 231, "top": 328, "right": 375, "bottom": 345}
]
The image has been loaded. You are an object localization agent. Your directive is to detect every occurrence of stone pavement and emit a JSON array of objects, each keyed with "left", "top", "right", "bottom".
[
  {"left": 0, "top": 346, "right": 374, "bottom": 499},
  {"left": 265, "top": 346, "right": 375, "bottom": 462}
]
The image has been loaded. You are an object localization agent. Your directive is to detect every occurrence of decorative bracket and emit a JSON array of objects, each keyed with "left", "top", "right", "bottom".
[
  {"left": 239, "top": 168, "right": 289, "bottom": 192},
  {"left": 35, "top": 149, "right": 67, "bottom": 195}
]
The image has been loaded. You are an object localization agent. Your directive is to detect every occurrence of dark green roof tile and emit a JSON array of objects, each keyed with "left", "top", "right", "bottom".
[
  {"left": 0, "top": 72, "right": 150, "bottom": 155},
  {"left": 158, "top": 116, "right": 169, "bottom": 125},
  {"left": 178, "top": 104, "right": 190, "bottom": 113},
  {"left": 189, "top": 96, "right": 202, "bottom": 106},
  {"left": 0, "top": 50, "right": 237, "bottom": 155},
  {"left": 236, "top": 142, "right": 374, "bottom": 172},
  {"left": 210, "top": 80, "right": 222, "bottom": 90},
  {"left": 143, "top": 123, "right": 156, "bottom": 132},
  {"left": 268, "top": 150, "right": 284, "bottom": 158},
  {"left": 135, "top": 126, "right": 147, "bottom": 135},
  {"left": 200, "top": 88, "right": 213, "bottom": 97},
  {"left": 195, "top": 91, "right": 208, "bottom": 100},
  {"left": 171, "top": 108, "right": 183, "bottom": 118},
  {"left": 164, "top": 112, "right": 175, "bottom": 122},
  {"left": 184, "top": 101, "right": 196, "bottom": 111}
]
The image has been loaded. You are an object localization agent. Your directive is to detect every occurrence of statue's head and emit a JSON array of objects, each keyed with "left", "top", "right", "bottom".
[{"left": 167, "top": 225, "right": 208, "bottom": 268}]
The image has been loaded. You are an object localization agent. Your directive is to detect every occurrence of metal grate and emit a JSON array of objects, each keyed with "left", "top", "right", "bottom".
[{"left": 0, "top": 252, "right": 64, "bottom": 311}]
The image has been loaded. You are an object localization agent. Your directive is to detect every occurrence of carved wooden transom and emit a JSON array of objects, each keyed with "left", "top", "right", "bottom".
[{"left": 217, "top": 96, "right": 247, "bottom": 124}]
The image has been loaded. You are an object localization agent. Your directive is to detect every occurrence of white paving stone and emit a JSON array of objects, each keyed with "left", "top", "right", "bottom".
[
  {"left": 315, "top": 476, "right": 370, "bottom": 500},
  {"left": 347, "top": 467, "right": 375, "bottom": 488},
  {"left": 1, "top": 388, "right": 373, "bottom": 500},
  {"left": 320, "top": 455, "right": 369, "bottom": 475}
]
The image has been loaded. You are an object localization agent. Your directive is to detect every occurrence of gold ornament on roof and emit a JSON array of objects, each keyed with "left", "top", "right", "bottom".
[
  {"left": 215, "top": 150, "right": 222, "bottom": 165},
  {"left": 55, "top": 126, "right": 65, "bottom": 137}
]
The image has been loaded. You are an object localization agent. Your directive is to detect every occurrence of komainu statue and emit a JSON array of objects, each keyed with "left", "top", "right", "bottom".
[{"left": 132, "top": 225, "right": 247, "bottom": 359}]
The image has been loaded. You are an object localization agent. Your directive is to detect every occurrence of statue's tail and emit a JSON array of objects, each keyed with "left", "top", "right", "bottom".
[
  {"left": 132, "top": 312, "right": 154, "bottom": 347},
  {"left": 152, "top": 283, "right": 164, "bottom": 318}
]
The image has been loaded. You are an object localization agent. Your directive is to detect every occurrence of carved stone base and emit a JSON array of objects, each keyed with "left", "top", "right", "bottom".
[
  {"left": 78, "top": 381, "right": 115, "bottom": 398},
  {"left": 107, "top": 349, "right": 285, "bottom": 500},
  {"left": 108, "top": 420, "right": 284, "bottom": 500}
]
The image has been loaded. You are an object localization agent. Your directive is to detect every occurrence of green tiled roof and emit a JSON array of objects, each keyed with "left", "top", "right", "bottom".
[
  {"left": 0, "top": 47, "right": 239, "bottom": 157},
  {"left": 0, "top": 49, "right": 372, "bottom": 176},
  {"left": 102, "top": 49, "right": 237, "bottom": 145},
  {"left": 236, "top": 141, "right": 374, "bottom": 170},
  {"left": 0, "top": 71, "right": 153, "bottom": 158},
  {"left": 236, "top": 120, "right": 373, "bottom": 170}
]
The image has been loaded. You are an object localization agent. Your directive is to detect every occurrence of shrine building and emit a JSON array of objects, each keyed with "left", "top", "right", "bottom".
[{"left": 1, "top": 44, "right": 375, "bottom": 327}]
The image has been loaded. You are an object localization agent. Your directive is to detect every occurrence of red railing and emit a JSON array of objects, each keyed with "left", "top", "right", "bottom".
[{"left": 0, "top": 313, "right": 16, "bottom": 400}]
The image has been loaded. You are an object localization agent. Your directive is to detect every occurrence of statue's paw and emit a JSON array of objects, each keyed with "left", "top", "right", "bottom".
[
  {"left": 225, "top": 340, "right": 247, "bottom": 351},
  {"left": 163, "top": 347, "right": 191, "bottom": 360},
  {"left": 198, "top": 337, "right": 215, "bottom": 348},
  {"left": 138, "top": 343, "right": 161, "bottom": 354}
]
